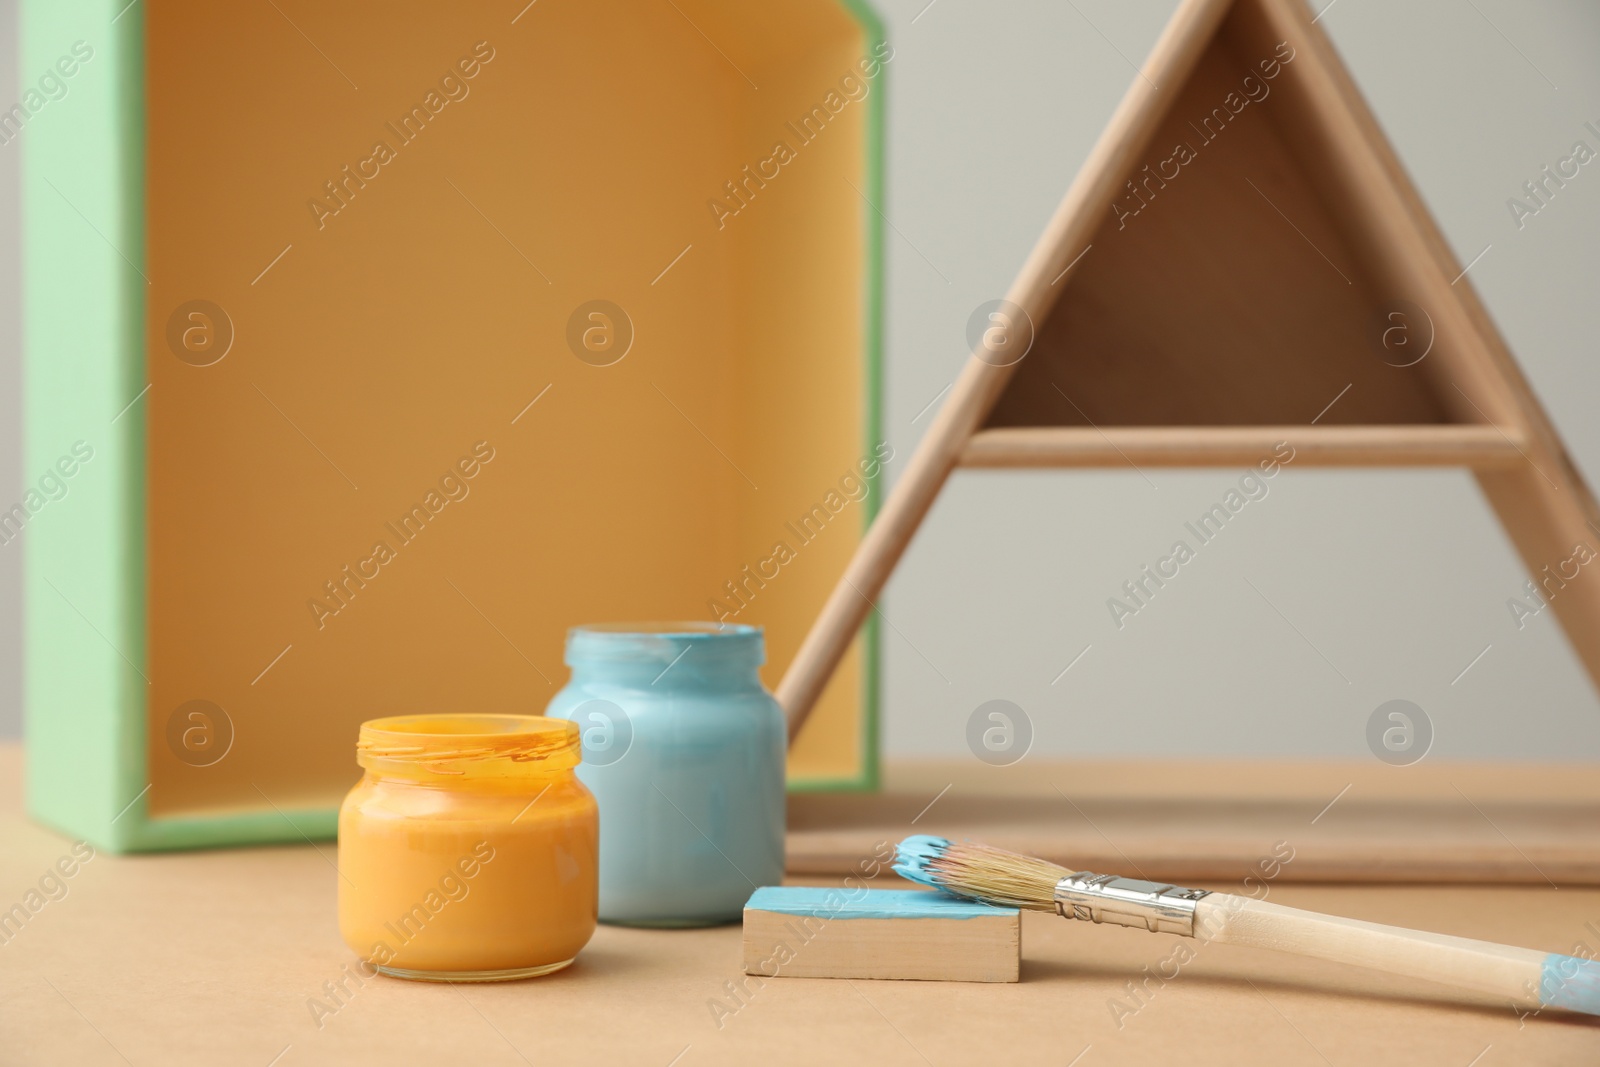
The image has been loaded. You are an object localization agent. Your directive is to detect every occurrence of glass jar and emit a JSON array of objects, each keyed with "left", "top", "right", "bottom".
[
  {"left": 546, "top": 623, "right": 786, "bottom": 926},
  {"left": 337, "top": 714, "right": 598, "bottom": 981}
]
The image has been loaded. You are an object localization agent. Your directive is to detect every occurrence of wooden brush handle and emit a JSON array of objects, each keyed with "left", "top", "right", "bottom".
[{"left": 1195, "top": 894, "right": 1599, "bottom": 1015}]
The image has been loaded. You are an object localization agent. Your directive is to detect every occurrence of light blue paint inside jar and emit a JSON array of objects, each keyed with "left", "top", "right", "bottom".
[{"left": 545, "top": 622, "right": 786, "bottom": 927}]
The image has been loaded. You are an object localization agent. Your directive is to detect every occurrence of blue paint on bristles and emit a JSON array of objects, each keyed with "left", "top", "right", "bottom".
[{"left": 892, "top": 834, "right": 952, "bottom": 891}]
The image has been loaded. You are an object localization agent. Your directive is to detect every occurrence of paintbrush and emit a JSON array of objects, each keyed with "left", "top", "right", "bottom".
[{"left": 895, "top": 835, "right": 1600, "bottom": 1018}]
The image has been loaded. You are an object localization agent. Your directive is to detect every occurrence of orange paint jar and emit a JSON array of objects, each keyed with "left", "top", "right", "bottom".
[{"left": 337, "top": 715, "right": 598, "bottom": 981}]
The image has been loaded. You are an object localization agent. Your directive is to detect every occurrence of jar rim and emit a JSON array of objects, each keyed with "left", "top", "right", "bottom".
[
  {"left": 565, "top": 621, "right": 765, "bottom": 670},
  {"left": 569, "top": 621, "right": 761, "bottom": 638},
  {"left": 357, "top": 714, "right": 580, "bottom": 772}
]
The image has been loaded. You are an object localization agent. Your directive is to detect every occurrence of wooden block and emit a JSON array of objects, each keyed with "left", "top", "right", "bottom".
[{"left": 742, "top": 887, "right": 1020, "bottom": 983}]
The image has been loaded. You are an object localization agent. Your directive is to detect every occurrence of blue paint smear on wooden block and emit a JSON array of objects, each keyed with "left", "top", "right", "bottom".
[{"left": 744, "top": 887, "right": 1016, "bottom": 920}]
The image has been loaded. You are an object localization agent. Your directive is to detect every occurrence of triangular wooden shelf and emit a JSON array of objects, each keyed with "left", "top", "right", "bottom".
[{"left": 779, "top": 0, "right": 1600, "bottom": 733}]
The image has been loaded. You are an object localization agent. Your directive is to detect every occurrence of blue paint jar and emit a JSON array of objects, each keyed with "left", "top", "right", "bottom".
[{"left": 545, "top": 623, "right": 785, "bottom": 926}]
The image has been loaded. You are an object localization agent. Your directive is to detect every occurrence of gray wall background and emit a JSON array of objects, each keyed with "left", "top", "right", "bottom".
[{"left": 3, "top": 1, "right": 1598, "bottom": 762}]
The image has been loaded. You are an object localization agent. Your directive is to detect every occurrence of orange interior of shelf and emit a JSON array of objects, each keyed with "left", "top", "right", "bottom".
[{"left": 144, "top": 0, "right": 875, "bottom": 814}]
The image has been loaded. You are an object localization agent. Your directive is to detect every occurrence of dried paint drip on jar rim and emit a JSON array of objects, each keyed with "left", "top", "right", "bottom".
[{"left": 357, "top": 714, "right": 581, "bottom": 778}]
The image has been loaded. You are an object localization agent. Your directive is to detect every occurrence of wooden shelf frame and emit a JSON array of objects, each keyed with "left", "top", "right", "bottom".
[
  {"left": 959, "top": 425, "right": 1524, "bottom": 470},
  {"left": 777, "top": 0, "right": 1600, "bottom": 739}
]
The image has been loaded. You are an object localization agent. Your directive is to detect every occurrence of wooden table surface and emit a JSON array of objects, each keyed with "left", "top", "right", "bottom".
[{"left": 3, "top": 744, "right": 1597, "bottom": 1066}]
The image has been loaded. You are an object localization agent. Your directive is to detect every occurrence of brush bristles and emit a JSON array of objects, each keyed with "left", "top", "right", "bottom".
[{"left": 895, "top": 835, "right": 1070, "bottom": 911}]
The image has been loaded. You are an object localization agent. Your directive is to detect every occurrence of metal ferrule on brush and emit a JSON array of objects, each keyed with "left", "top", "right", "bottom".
[{"left": 1053, "top": 873, "right": 1211, "bottom": 936}]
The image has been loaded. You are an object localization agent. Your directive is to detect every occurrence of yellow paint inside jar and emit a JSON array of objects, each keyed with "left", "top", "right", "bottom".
[{"left": 338, "top": 714, "right": 598, "bottom": 981}]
